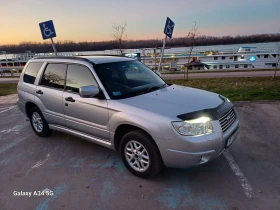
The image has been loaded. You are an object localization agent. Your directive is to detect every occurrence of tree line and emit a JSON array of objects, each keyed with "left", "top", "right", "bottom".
[{"left": 1, "top": 33, "right": 280, "bottom": 54}]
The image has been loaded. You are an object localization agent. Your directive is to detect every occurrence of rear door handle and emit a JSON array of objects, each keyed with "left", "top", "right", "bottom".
[
  {"left": 65, "top": 97, "right": 75, "bottom": 102},
  {"left": 36, "top": 90, "right": 43, "bottom": 95}
]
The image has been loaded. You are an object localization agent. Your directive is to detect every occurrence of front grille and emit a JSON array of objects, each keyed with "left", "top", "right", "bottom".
[{"left": 219, "top": 108, "right": 236, "bottom": 132}]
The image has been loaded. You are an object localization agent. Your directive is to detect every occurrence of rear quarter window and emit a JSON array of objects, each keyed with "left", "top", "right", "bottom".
[
  {"left": 23, "top": 62, "right": 44, "bottom": 84},
  {"left": 40, "top": 63, "right": 67, "bottom": 90}
]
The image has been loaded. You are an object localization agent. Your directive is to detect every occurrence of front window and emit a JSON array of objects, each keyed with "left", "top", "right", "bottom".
[
  {"left": 94, "top": 61, "right": 166, "bottom": 99},
  {"left": 66, "top": 64, "right": 97, "bottom": 93}
]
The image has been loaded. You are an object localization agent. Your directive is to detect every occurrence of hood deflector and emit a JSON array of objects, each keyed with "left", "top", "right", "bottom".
[{"left": 177, "top": 101, "right": 233, "bottom": 121}]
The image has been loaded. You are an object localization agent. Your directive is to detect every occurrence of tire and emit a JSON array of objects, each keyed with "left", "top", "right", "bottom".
[
  {"left": 120, "top": 130, "right": 164, "bottom": 178},
  {"left": 30, "top": 107, "right": 52, "bottom": 137}
]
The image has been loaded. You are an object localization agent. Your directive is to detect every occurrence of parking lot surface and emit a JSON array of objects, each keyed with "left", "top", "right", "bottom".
[{"left": 0, "top": 101, "right": 279, "bottom": 210}]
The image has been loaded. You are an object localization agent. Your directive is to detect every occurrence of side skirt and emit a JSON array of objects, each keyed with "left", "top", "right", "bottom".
[{"left": 49, "top": 124, "right": 113, "bottom": 150}]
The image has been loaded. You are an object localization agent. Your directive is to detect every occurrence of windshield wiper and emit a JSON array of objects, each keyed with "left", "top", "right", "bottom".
[{"left": 138, "top": 83, "right": 168, "bottom": 95}]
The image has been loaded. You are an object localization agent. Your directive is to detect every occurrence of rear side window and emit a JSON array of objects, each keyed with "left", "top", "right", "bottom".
[
  {"left": 23, "top": 62, "right": 43, "bottom": 84},
  {"left": 41, "top": 63, "right": 67, "bottom": 90},
  {"left": 66, "top": 64, "right": 97, "bottom": 93}
]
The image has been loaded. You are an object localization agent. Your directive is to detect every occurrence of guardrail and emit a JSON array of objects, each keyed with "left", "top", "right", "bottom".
[
  {"left": 0, "top": 67, "right": 23, "bottom": 71},
  {"left": 0, "top": 73, "right": 21, "bottom": 77}
]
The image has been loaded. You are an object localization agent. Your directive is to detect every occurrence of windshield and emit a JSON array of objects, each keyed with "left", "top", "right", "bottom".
[{"left": 94, "top": 60, "right": 166, "bottom": 99}]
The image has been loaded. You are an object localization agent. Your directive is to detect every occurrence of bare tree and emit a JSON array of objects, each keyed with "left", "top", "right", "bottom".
[
  {"left": 184, "top": 21, "right": 199, "bottom": 80},
  {"left": 273, "top": 42, "right": 280, "bottom": 78},
  {"left": 110, "top": 22, "right": 128, "bottom": 55},
  {"left": 1, "top": 34, "right": 280, "bottom": 54}
]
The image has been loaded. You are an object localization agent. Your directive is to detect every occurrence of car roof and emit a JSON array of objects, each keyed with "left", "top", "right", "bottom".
[
  {"left": 77, "top": 55, "right": 133, "bottom": 64},
  {"left": 32, "top": 55, "right": 134, "bottom": 64}
]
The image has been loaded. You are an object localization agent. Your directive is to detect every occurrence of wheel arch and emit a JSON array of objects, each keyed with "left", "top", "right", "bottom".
[
  {"left": 113, "top": 124, "right": 158, "bottom": 152},
  {"left": 25, "top": 102, "right": 39, "bottom": 119}
]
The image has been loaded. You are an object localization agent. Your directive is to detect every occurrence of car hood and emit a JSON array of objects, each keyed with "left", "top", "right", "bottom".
[{"left": 117, "top": 85, "right": 224, "bottom": 119}]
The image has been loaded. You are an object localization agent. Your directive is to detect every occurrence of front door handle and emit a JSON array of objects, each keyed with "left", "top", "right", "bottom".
[
  {"left": 36, "top": 90, "right": 43, "bottom": 95},
  {"left": 65, "top": 97, "right": 75, "bottom": 102}
]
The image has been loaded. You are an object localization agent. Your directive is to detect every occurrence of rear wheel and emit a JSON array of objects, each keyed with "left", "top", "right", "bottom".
[
  {"left": 120, "top": 130, "right": 164, "bottom": 178},
  {"left": 30, "top": 107, "right": 52, "bottom": 137}
]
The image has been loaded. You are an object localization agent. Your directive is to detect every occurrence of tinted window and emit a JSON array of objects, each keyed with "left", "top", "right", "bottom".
[
  {"left": 41, "top": 63, "right": 67, "bottom": 90},
  {"left": 66, "top": 65, "right": 97, "bottom": 93},
  {"left": 94, "top": 61, "right": 165, "bottom": 99},
  {"left": 23, "top": 62, "right": 43, "bottom": 84},
  {"left": 124, "top": 63, "right": 154, "bottom": 82}
]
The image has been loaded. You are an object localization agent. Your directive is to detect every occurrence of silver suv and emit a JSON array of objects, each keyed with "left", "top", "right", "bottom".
[{"left": 17, "top": 56, "right": 239, "bottom": 177}]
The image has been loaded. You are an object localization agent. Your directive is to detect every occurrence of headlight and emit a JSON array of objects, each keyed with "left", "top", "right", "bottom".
[{"left": 172, "top": 117, "right": 213, "bottom": 136}]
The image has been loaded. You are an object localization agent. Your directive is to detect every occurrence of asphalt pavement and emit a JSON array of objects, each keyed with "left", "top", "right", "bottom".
[
  {"left": 0, "top": 96, "right": 280, "bottom": 210},
  {"left": 0, "top": 78, "right": 19, "bottom": 84}
]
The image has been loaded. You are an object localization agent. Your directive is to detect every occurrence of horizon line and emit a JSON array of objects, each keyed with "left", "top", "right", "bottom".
[{"left": 1, "top": 32, "right": 280, "bottom": 46}]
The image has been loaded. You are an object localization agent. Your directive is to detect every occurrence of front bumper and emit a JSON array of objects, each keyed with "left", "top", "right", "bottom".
[{"left": 156, "top": 118, "right": 239, "bottom": 168}]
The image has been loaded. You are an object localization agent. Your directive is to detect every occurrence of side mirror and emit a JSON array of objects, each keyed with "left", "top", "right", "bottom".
[{"left": 79, "top": 85, "right": 99, "bottom": 98}]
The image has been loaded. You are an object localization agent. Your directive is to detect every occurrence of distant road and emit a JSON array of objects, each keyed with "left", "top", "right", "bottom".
[
  {"left": 0, "top": 70, "right": 277, "bottom": 84},
  {"left": 0, "top": 78, "right": 19, "bottom": 84},
  {"left": 162, "top": 70, "right": 276, "bottom": 79}
]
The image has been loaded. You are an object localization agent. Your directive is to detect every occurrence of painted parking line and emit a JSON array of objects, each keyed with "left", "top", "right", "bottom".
[
  {"left": 0, "top": 107, "right": 10, "bottom": 112},
  {"left": 0, "top": 107, "right": 10, "bottom": 110},
  {"left": 32, "top": 154, "right": 51, "bottom": 169},
  {"left": 0, "top": 123, "right": 29, "bottom": 134},
  {"left": 24, "top": 154, "right": 51, "bottom": 178},
  {"left": 0, "top": 106, "right": 15, "bottom": 114},
  {"left": 0, "top": 137, "right": 25, "bottom": 155},
  {"left": 35, "top": 185, "right": 68, "bottom": 210},
  {"left": 223, "top": 150, "right": 254, "bottom": 198}
]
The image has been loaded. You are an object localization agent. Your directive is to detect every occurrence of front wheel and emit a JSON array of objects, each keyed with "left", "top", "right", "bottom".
[
  {"left": 120, "top": 130, "right": 164, "bottom": 178},
  {"left": 30, "top": 107, "right": 52, "bottom": 137}
]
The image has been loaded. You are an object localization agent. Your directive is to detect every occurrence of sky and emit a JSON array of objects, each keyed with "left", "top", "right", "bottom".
[{"left": 1, "top": 0, "right": 280, "bottom": 45}]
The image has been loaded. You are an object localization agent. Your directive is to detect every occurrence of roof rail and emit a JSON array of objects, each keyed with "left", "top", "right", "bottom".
[
  {"left": 32, "top": 56, "right": 94, "bottom": 63},
  {"left": 79, "top": 54, "right": 125, "bottom": 57},
  {"left": 31, "top": 54, "right": 130, "bottom": 65}
]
